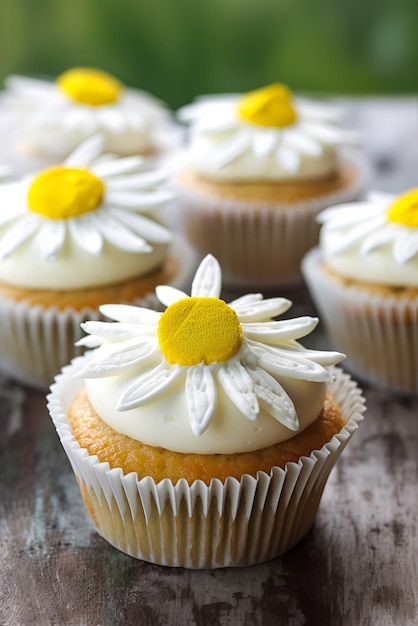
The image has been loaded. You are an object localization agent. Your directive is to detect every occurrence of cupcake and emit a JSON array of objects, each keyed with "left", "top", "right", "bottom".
[
  {"left": 0, "top": 135, "right": 194, "bottom": 389},
  {"left": 0, "top": 67, "right": 179, "bottom": 170},
  {"left": 48, "top": 254, "right": 365, "bottom": 568},
  {"left": 302, "top": 189, "right": 418, "bottom": 393},
  {"left": 173, "top": 83, "right": 367, "bottom": 288}
]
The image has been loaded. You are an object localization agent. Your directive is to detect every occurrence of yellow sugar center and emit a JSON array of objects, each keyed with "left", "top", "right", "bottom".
[
  {"left": 27, "top": 166, "right": 105, "bottom": 219},
  {"left": 237, "top": 83, "right": 298, "bottom": 128},
  {"left": 158, "top": 297, "right": 242, "bottom": 366},
  {"left": 386, "top": 189, "right": 418, "bottom": 228},
  {"left": 57, "top": 67, "right": 123, "bottom": 106}
]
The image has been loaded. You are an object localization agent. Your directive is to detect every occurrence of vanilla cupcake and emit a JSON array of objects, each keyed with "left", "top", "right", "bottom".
[
  {"left": 48, "top": 255, "right": 365, "bottom": 568},
  {"left": 0, "top": 135, "right": 194, "bottom": 389},
  {"left": 173, "top": 84, "right": 367, "bottom": 288},
  {"left": 302, "top": 189, "right": 418, "bottom": 393},
  {"left": 0, "top": 67, "right": 179, "bottom": 170}
]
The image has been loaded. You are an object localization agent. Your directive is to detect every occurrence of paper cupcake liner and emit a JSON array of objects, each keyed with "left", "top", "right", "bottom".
[
  {"left": 0, "top": 238, "right": 196, "bottom": 390},
  {"left": 302, "top": 248, "right": 418, "bottom": 393},
  {"left": 173, "top": 153, "right": 368, "bottom": 288},
  {"left": 47, "top": 359, "right": 365, "bottom": 569}
]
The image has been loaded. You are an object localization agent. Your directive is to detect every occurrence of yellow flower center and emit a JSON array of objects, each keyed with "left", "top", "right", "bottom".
[
  {"left": 158, "top": 297, "right": 242, "bottom": 366},
  {"left": 27, "top": 166, "right": 105, "bottom": 219},
  {"left": 386, "top": 189, "right": 418, "bottom": 228},
  {"left": 57, "top": 67, "right": 123, "bottom": 106},
  {"left": 237, "top": 83, "right": 298, "bottom": 128}
]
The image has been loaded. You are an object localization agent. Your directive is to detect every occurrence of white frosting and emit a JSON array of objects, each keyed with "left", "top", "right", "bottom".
[
  {"left": 0, "top": 239, "right": 167, "bottom": 290},
  {"left": 319, "top": 192, "right": 418, "bottom": 287},
  {"left": 178, "top": 95, "right": 356, "bottom": 182},
  {"left": 84, "top": 365, "right": 326, "bottom": 454},
  {"left": 0, "top": 136, "right": 173, "bottom": 290},
  {"left": 3, "top": 74, "right": 175, "bottom": 159},
  {"left": 76, "top": 255, "right": 345, "bottom": 455}
]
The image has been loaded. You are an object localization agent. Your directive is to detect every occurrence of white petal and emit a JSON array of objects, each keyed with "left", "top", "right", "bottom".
[
  {"left": 252, "top": 130, "right": 278, "bottom": 158},
  {"left": 217, "top": 360, "right": 259, "bottom": 421},
  {"left": 296, "top": 98, "right": 342, "bottom": 123},
  {"left": 360, "top": 225, "right": 397, "bottom": 254},
  {"left": 0, "top": 214, "right": 39, "bottom": 259},
  {"left": 0, "top": 200, "right": 26, "bottom": 227},
  {"left": 80, "top": 321, "right": 141, "bottom": 341},
  {"left": 117, "top": 362, "right": 185, "bottom": 410},
  {"left": 282, "top": 343, "right": 345, "bottom": 366},
  {"left": 213, "top": 130, "right": 251, "bottom": 169},
  {"left": 77, "top": 337, "right": 160, "bottom": 377},
  {"left": 179, "top": 98, "right": 238, "bottom": 131},
  {"left": 68, "top": 214, "right": 103, "bottom": 255},
  {"left": 105, "top": 170, "right": 167, "bottom": 190},
  {"left": 393, "top": 231, "right": 418, "bottom": 264},
  {"left": 230, "top": 295, "right": 292, "bottom": 322},
  {"left": 99, "top": 304, "right": 161, "bottom": 328},
  {"left": 105, "top": 189, "right": 174, "bottom": 208},
  {"left": 318, "top": 203, "right": 383, "bottom": 228},
  {"left": 228, "top": 293, "right": 263, "bottom": 306},
  {"left": 156, "top": 285, "right": 189, "bottom": 307},
  {"left": 191, "top": 254, "right": 222, "bottom": 298},
  {"left": 98, "top": 108, "right": 126, "bottom": 132},
  {"left": 36, "top": 219, "right": 66, "bottom": 259},
  {"left": 93, "top": 211, "right": 153, "bottom": 252},
  {"left": 284, "top": 129, "right": 322, "bottom": 156},
  {"left": 326, "top": 215, "right": 385, "bottom": 255},
  {"left": 185, "top": 363, "right": 216, "bottom": 436},
  {"left": 92, "top": 156, "right": 144, "bottom": 178},
  {"left": 65, "top": 135, "right": 105, "bottom": 167},
  {"left": 5, "top": 74, "right": 55, "bottom": 97},
  {"left": 61, "top": 108, "right": 92, "bottom": 132},
  {"left": 246, "top": 365, "right": 298, "bottom": 430},
  {"left": 196, "top": 116, "right": 239, "bottom": 133},
  {"left": 106, "top": 208, "right": 172, "bottom": 244},
  {"left": 99, "top": 303, "right": 161, "bottom": 325},
  {"left": 302, "top": 122, "right": 345, "bottom": 145},
  {"left": 242, "top": 317, "right": 319, "bottom": 343},
  {"left": 187, "top": 106, "right": 238, "bottom": 133},
  {"left": 276, "top": 145, "right": 300, "bottom": 173},
  {"left": 75, "top": 335, "right": 103, "bottom": 348},
  {"left": 247, "top": 340, "right": 334, "bottom": 382}
]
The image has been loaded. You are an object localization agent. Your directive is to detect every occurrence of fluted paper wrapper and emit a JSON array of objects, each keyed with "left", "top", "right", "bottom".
[
  {"left": 0, "top": 239, "right": 196, "bottom": 390},
  {"left": 174, "top": 154, "right": 367, "bottom": 288},
  {"left": 302, "top": 248, "right": 418, "bottom": 393},
  {"left": 48, "top": 359, "right": 365, "bottom": 569}
]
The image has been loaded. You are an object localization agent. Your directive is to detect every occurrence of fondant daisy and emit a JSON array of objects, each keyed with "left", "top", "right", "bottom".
[
  {"left": 77, "top": 255, "right": 344, "bottom": 437},
  {"left": 3, "top": 67, "right": 172, "bottom": 157},
  {"left": 179, "top": 83, "right": 356, "bottom": 174},
  {"left": 0, "top": 134, "right": 173, "bottom": 262},
  {"left": 318, "top": 189, "right": 418, "bottom": 264}
]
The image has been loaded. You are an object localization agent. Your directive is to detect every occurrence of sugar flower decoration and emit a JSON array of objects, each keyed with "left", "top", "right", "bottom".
[
  {"left": 179, "top": 83, "right": 355, "bottom": 173},
  {"left": 3, "top": 67, "right": 170, "bottom": 156},
  {"left": 77, "top": 255, "right": 344, "bottom": 437},
  {"left": 319, "top": 189, "right": 418, "bottom": 264},
  {"left": 0, "top": 135, "right": 173, "bottom": 261}
]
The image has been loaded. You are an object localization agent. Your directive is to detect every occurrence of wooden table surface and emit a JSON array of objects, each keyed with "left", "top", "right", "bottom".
[{"left": 1, "top": 98, "right": 417, "bottom": 626}]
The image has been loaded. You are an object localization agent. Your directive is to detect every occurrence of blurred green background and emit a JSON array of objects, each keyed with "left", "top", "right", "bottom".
[{"left": 1, "top": 0, "right": 417, "bottom": 110}]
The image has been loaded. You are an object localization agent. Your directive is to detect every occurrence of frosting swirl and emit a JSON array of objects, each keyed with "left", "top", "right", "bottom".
[
  {"left": 76, "top": 255, "right": 345, "bottom": 454},
  {"left": 318, "top": 190, "right": 418, "bottom": 287},
  {"left": 178, "top": 84, "right": 357, "bottom": 183}
]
